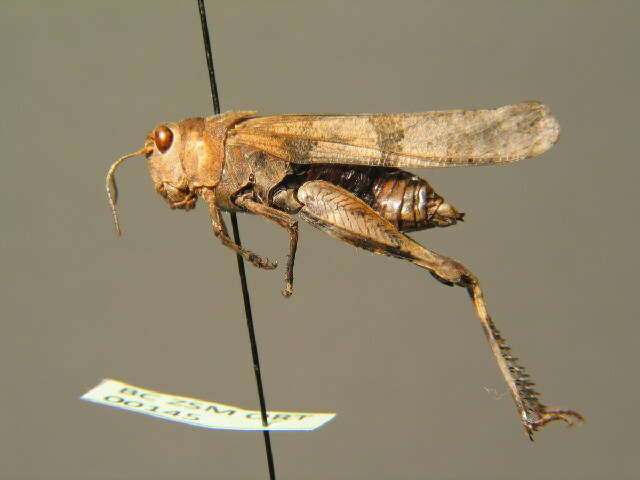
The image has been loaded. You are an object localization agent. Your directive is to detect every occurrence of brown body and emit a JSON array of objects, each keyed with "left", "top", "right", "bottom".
[
  {"left": 217, "top": 148, "right": 463, "bottom": 230},
  {"left": 106, "top": 102, "right": 584, "bottom": 439}
]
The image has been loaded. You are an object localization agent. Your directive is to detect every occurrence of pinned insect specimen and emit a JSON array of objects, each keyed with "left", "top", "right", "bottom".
[{"left": 106, "top": 101, "right": 584, "bottom": 438}]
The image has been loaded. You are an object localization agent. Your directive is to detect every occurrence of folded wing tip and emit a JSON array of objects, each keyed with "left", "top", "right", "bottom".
[
  {"left": 505, "top": 101, "right": 560, "bottom": 159},
  {"left": 531, "top": 102, "right": 561, "bottom": 157}
]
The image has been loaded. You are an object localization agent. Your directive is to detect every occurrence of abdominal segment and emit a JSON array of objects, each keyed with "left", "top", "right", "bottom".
[{"left": 273, "top": 165, "right": 464, "bottom": 232}]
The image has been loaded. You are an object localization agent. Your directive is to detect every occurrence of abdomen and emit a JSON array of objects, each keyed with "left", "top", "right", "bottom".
[{"left": 274, "top": 165, "right": 463, "bottom": 232}]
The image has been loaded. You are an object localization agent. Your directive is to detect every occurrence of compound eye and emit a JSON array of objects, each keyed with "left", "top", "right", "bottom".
[{"left": 153, "top": 125, "right": 173, "bottom": 153}]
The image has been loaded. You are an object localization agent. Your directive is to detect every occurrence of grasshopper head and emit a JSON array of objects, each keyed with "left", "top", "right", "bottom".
[
  {"left": 145, "top": 120, "right": 200, "bottom": 212},
  {"left": 105, "top": 118, "right": 206, "bottom": 236},
  {"left": 106, "top": 112, "right": 252, "bottom": 235}
]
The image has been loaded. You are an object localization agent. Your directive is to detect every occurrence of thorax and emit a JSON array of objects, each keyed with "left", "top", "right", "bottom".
[{"left": 214, "top": 145, "right": 292, "bottom": 211}]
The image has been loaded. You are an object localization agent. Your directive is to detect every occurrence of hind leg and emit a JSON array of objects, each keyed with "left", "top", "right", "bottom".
[
  {"left": 298, "top": 180, "right": 584, "bottom": 438},
  {"left": 297, "top": 180, "right": 471, "bottom": 285}
]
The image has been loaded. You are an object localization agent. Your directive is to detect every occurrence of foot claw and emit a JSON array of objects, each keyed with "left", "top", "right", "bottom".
[
  {"left": 247, "top": 253, "right": 277, "bottom": 270},
  {"left": 281, "top": 283, "right": 293, "bottom": 298},
  {"left": 525, "top": 408, "right": 585, "bottom": 435}
]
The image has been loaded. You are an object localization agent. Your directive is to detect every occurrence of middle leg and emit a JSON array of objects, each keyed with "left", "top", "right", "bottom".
[{"left": 235, "top": 195, "right": 299, "bottom": 297}]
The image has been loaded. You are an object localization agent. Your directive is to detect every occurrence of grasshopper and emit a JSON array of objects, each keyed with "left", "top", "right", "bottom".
[{"left": 106, "top": 101, "right": 584, "bottom": 438}]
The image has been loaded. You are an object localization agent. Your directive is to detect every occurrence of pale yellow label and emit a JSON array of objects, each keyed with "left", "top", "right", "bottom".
[{"left": 81, "top": 379, "right": 335, "bottom": 431}]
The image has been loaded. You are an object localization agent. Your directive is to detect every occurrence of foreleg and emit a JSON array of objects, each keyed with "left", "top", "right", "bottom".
[{"left": 208, "top": 202, "right": 277, "bottom": 270}]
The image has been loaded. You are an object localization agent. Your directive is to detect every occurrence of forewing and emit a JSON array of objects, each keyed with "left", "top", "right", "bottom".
[{"left": 228, "top": 102, "right": 560, "bottom": 168}]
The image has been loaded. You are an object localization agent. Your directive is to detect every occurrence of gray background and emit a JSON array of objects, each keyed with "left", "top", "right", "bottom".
[{"left": 2, "top": 1, "right": 638, "bottom": 479}]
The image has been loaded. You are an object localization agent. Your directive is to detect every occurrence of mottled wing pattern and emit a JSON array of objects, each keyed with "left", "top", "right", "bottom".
[{"left": 228, "top": 102, "right": 560, "bottom": 168}]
